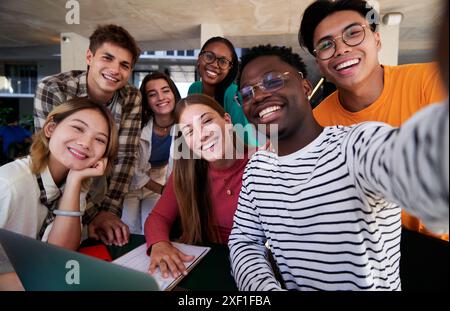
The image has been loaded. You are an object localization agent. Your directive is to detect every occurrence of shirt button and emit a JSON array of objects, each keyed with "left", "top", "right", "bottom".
[{"left": 226, "top": 189, "right": 232, "bottom": 196}]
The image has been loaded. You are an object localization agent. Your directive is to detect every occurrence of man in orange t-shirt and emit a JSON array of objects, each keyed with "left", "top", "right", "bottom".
[{"left": 299, "top": 0, "right": 447, "bottom": 241}]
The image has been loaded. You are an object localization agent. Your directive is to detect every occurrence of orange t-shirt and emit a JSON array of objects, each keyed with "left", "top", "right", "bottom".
[{"left": 313, "top": 62, "right": 448, "bottom": 241}]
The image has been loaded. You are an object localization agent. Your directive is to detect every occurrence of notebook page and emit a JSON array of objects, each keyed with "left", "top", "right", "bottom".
[{"left": 112, "top": 242, "right": 210, "bottom": 290}]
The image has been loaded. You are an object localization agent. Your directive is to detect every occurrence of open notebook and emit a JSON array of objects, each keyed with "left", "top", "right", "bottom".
[{"left": 113, "top": 242, "right": 210, "bottom": 291}]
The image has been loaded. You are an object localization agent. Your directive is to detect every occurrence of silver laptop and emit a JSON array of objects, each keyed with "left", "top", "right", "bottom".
[{"left": 0, "top": 228, "right": 159, "bottom": 291}]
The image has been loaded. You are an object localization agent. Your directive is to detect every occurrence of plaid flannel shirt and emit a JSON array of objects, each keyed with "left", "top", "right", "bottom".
[{"left": 34, "top": 70, "right": 142, "bottom": 223}]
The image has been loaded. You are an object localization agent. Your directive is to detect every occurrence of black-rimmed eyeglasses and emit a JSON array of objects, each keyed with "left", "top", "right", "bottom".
[
  {"left": 199, "top": 51, "right": 233, "bottom": 70},
  {"left": 313, "top": 24, "right": 368, "bottom": 60}
]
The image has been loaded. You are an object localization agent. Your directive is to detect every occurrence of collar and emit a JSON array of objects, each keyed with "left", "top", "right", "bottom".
[
  {"left": 37, "top": 165, "right": 63, "bottom": 207},
  {"left": 36, "top": 165, "right": 64, "bottom": 240},
  {"left": 141, "top": 118, "right": 154, "bottom": 143},
  {"left": 77, "top": 71, "right": 89, "bottom": 97}
]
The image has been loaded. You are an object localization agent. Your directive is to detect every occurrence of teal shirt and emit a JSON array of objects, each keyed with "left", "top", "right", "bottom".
[{"left": 188, "top": 81, "right": 260, "bottom": 146}]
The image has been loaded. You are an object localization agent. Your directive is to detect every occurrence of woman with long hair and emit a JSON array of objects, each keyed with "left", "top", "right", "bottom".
[
  {"left": 121, "top": 72, "right": 181, "bottom": 235},
  {"left": 0, "top": 97, "right": 118, "bottom": 249},
  {"left": 144, "top": 94, "right": 255, "bottom": 278},
  {"left": 0, "top": 98, "right": 118, "bottom": 290}
]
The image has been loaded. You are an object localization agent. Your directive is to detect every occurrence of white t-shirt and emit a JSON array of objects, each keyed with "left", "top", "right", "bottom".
[{"left": 0, "top": 156, "right": 86, "bottom": 240}]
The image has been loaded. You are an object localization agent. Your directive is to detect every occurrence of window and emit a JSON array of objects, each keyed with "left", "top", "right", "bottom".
[
  {"left": 133, "top": 71, "right": 156, "bottom": 88},
  {"left": 166, "top": 50, "right": 174, "bottom": 56},
  {"left": 1, "top": 64, "right": 37, "bottom": 95}
]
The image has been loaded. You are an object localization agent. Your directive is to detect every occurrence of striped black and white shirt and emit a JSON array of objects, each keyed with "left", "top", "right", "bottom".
[{"left": 229, "top": 102, "right": 449, "bottom": 291}]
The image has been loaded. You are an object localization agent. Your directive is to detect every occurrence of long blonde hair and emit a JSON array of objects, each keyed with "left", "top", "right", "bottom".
[
  {"left": 173, "top": 94, "right": 233, "bottom": 244},
  {"left": 29, "top": 97, "right": 118, "bottom": 186}
]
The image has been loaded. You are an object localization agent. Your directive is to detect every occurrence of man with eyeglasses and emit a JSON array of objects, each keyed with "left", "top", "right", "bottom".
[
  {"left": 228, "top": 44, "right": 448, "bottom": 291},
  {"left": 299, "top": 0, "right": 448, "bottom": 243}
]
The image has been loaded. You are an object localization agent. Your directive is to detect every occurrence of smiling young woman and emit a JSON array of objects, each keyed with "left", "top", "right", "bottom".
[
  {"left": 143, "top": 94, "right": 257, "bottom": 279},
  {"left": 188, "top": 37, "right": 258, "bottom": 147},
  {"left": 121, "top": 72, "right": 181, "bottom": 235},
  {"left": 0, "top": 97, "right": 118, "bottom": 250}
]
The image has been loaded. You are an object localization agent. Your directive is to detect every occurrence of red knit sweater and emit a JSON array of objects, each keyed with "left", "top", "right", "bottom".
[{"left": 144, "top": 154, "right": 249, "bottom": 250}]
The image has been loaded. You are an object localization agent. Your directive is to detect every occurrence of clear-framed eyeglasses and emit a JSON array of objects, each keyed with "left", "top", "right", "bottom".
[
  {"left": 240, "top": 71, "right": 304, "bottom": 105},
  {"left": 313, "top": 24, "right": 368, "bottom": 60},
  {"left": 199, "top": 51, "right": 233, "bottom": 70}
]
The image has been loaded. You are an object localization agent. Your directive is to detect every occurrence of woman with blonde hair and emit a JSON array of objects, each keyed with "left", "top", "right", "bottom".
[
  {"left": 0, "top": 97, "right": 118, "bottom": 249},
  {"left": 144, "top": 94, "right": 256, "bottom": 279}
]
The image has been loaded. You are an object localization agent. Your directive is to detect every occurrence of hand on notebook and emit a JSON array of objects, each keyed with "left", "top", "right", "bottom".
[{"left": 148, "top": 241, "right": 195, "bottom": 279}]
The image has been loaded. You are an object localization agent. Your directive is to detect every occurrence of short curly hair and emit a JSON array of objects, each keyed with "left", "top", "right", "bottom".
[{"left": 238, "top": 45, "right": 308, "bottom": 87}]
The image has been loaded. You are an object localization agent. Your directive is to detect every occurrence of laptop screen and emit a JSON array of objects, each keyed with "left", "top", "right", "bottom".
[{"left": 0, "top": 229, "right": 159, "bottom": 291}]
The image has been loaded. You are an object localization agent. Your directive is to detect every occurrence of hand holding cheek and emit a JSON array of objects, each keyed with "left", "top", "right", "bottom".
[{"left": 67, "top": 158, "right": 108, "bottom": 184}]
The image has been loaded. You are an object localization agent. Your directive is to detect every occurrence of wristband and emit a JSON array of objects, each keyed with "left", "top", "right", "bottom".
[{"left": 53, "top": 210, "right": 84, "bottom": 217}]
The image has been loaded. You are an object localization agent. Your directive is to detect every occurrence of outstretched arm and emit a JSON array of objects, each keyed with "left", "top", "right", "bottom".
[{"left": 346, "top": 102, "right": 449, "bottom": 234}]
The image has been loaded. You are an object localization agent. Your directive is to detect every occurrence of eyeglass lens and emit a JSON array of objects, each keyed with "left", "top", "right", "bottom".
[
  {"left": 241, "top": 72, "right": 286, "bottom": 103},
  {"left": 315, "top": 24, "right": 366, "bottom": 60},
  {"left": 201, "top": 51, "right": 231, "bottom": 69}
]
